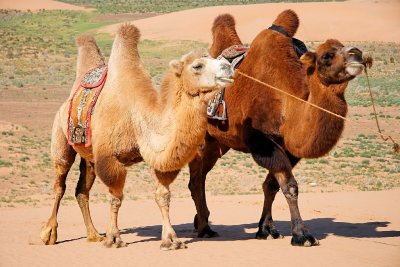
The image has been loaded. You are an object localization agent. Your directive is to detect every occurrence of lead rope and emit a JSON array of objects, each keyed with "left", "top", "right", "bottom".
[
  {"left": 236, "top": 70, "right": 399, "bottom": 155},
  {"left": 364, "top": 68, "right": 399, "bottom": 154}
]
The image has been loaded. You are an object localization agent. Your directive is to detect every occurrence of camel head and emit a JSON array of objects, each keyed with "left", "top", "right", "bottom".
[
  {"left": 300, "top": 39, "right": 370, "bottom": 87},
  {"left": 169, "top": 49, "right": 234, "bottom": 100}
]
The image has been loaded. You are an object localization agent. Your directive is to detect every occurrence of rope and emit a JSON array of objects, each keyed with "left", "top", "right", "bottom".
[
  {"left": 364, "top": 68, "right": 399, "bottom": 154},
  {"left": 236, "top": 70, "right": 399, "bottom": 155}
]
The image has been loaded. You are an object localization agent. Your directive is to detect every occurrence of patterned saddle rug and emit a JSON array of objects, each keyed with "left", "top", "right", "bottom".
[
  {"left": 207, "top": 45, "right": 248, "bottom": 121},
  {"left": 67, "top": 65, "right": 108, "bottom": 147}
]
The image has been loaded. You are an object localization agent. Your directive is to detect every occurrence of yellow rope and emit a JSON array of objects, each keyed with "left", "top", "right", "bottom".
[{"left": 236, "top": 70, "right": 399, "bottom": 154}]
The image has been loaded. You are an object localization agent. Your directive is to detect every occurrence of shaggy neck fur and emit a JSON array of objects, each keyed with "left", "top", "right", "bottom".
[
  {"left": 282, "top": 73, "right": 349, "bottom": 158},
  {"left": 107, "top": 26, "right": 208, "bottom": 172}
]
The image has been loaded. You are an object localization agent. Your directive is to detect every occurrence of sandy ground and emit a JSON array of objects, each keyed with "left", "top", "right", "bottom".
[
  {"left": 0, "top": 0, "right": 88, "bottom": 11},
  {"left": 100, "top": 0, "right": 400, "bottom": 43},
  {"left": 1, "top": 189, "right": 399, "bottom": 267}
]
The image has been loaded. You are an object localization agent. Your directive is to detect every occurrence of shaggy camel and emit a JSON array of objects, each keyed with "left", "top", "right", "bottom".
[
  {"left": 40, "top": 24, "right": 234, "bottom": 250},
  {"left": 188, "top": 10, "right": 370, "bottom": 246}
]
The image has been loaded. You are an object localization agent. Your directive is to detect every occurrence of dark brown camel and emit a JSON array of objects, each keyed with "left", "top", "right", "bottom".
[{"left": 188, "top": 10, "right": 370, "bottom": 246}]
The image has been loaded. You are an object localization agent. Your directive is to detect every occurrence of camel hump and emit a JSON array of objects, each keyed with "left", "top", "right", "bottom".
[
  {"left": 272, "top": 9, "right": 299, "bottom": 37},
  {"left": 75, "top": 35, "right": 97, "bottom": 47},
  {"left": 212, "top": 14, "right": 236, "bottom": 30},
  {"left": 117, "top": 23, "right": 141, "bottom": 44}
]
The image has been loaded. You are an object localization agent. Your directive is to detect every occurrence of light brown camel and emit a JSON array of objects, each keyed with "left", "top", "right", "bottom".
[
  {"left": 40, "top": 24, "right": 233, "bottom": 250},
  {"left": 188, "top": 10, "right": 371, "bottom": 246}
]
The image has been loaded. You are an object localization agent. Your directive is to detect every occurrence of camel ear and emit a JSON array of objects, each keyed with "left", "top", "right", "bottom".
[
  {"left": 300, "top": 52, "right": 316, "bottom": 75},
  {"left": 169, "top": 60, "right": 184, "bottom": 76}
]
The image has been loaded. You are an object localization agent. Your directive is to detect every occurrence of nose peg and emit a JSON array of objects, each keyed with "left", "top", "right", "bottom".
[{"left": 363, "top": 55, "right": 373, "bottom": 69}]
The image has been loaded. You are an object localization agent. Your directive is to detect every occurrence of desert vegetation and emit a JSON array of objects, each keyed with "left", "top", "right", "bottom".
[{"left": 59, "top": 0, "right": 343, "bottom": 14}]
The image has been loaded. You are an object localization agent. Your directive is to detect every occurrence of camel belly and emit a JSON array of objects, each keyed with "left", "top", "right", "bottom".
[{"left": 114, "top": 148, "right": 143, "bottom": 166}]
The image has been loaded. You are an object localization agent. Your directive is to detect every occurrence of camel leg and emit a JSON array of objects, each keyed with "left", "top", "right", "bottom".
[
  {"left": 246, "top": 130, "right": 318, "bottom": 246},
  {"left": 95, "top": 156, "right": 127, "bottom": 248},
  {"left": 274, "top": 171, "right": 319, "bottom": 246},
  {"left": 255, "top": 173, "right": 283, "bottom": 240},
  {"left": 188, "top": 137, "right": 228, "bottom": 237},
  {"left": 152, "top": 168, "right": 187, "bottom": 250},
  {"left": 75, "top": 158, "right": 103, "bottom": 242},
  {"left": 256, "top": 152, "right": 299, "bottom": 240},
  {"left": 40, "top": 121, "right": 76, "bottom": 245}
]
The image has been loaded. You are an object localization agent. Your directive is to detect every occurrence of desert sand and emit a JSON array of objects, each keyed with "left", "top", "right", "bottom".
[
  {"left": 1, "top": 190, "right": 399, "bottom": 267},
  {"left": 0, "top": 0, "right": 88, "bottom": 11},
  {"left": 100, "top": 0, "right": 400, "bottom": 43}
]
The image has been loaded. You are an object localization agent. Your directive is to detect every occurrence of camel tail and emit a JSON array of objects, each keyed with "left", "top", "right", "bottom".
[
  {"left": 75, "top": 35, "right": 105, "bottom": 79},
  {"left": 272, "top": 9, "right": 299, "bottom": 37}
]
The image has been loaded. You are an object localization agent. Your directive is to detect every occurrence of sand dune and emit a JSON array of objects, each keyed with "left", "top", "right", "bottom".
[
  {"left": 100, "top": 0, "right": 400, "bottom": 43},
  {"left": 0, "top": 0, "right": 88, "bottom": 11}
]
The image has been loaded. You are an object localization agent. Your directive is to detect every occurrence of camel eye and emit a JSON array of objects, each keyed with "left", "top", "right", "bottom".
[
  {"left": 322, "top": 53, "right": 334, "bottom": 61},
  {"left": 192, "top": 63, "right": 204, "bottom": 71}
]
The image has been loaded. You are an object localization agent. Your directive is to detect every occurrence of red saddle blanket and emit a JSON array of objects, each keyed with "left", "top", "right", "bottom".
[{"left": 67, "top": 65, "right": 108, "bottom": 147}]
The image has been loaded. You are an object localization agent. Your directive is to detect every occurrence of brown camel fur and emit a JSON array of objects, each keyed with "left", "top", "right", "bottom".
[
  {"left": 40, "top": 24, "right": 233, "bottom": 250},
  {"left": 188, "top": 10, "right": 369, "bottom": 246}
]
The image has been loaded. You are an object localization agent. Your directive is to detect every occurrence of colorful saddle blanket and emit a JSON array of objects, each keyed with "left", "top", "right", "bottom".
[
  {"left": 67, "top": 65, "right": 108, "bottom": 147},
  {"left": 207, "top": 45, "right": 248, "bottom": 121}
]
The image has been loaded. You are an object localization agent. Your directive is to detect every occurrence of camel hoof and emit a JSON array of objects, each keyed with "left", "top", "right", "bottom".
[
  {"left": 291, "top": 233, "right": 319, "bottom": 247},
  {"left": 256, "top": 227, "right": 283, "bottom": 240},
  {"left": 193, "top": 214, "right": 210, "bottom": 232},
  {"left": 197, "top": 225, "right": 219, "bottom": 238},
  {"left": 87, "top": 233, "right": 104, "bottom": 243},
  {"left": 160, "top": 240, "right": 187, "bottom": 251},
  {"left": 103, "top": 237, "right": 127, "bottom": 248},
  {"left": 40, "top": 224, "right": 57, "bottom": 245}
]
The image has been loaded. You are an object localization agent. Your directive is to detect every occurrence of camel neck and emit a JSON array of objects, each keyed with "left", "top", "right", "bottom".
[
  {"left": 282, "top": 74, "right": 348, "bottom": 158},
  {"left": 134, "top": 74, "right": 208, "bottom": 172}
]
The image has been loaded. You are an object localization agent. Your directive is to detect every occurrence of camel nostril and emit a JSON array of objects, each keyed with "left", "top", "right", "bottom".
[
  {"left": 346, "top": 47, "right": 363, "bottom": 63},
  {"left": 222, "top": 63, "right": 233, "bottom": 74},
  {"left": 348, "top": 47, "right": 362, "bottom": 56}
]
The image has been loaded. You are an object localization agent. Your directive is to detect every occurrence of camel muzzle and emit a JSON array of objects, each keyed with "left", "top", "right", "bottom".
[
  {"left": 216, "top": 76, "right": 234, "bottom": 83},
  {"left": 345, "top": 47, "right": 364, "bottom": 64}
]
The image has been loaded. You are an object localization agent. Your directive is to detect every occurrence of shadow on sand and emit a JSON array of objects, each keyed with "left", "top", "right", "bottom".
[
  {"left": 55, "top": 218, "right": 400, "bottom": 245},
  {"left": 117, "top": 218, "right": 400, "bottom": 245}
]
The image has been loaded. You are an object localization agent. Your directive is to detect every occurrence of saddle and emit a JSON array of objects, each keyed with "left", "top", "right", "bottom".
[{"left": 67, "top": 65, "right": 108, "bottom": 147}]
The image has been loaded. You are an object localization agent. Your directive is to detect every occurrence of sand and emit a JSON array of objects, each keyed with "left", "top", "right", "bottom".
[
  {"left": 1, "top": 189, "right": 399, "bottom": 266},
  {"left": 100, "top": 0, "right": 400, "bottom": 43},
  {"left": 0, "top": 0, "right": 89, "bottom": 11}
]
